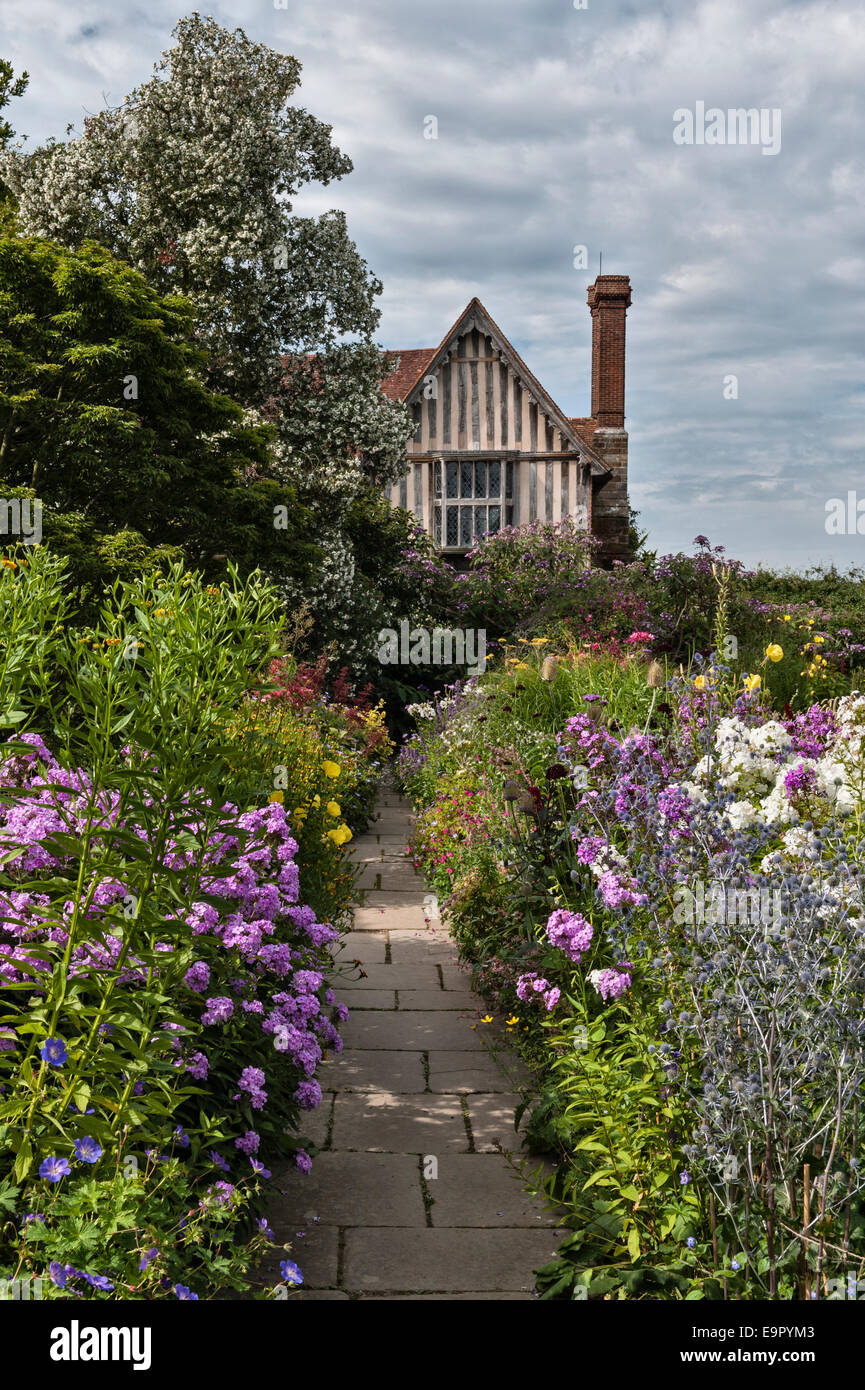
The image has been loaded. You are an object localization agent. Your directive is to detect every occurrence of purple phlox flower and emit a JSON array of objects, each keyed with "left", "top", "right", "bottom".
[{"left": 234, "top": 1130, "right": 260, "bottom": 1155}]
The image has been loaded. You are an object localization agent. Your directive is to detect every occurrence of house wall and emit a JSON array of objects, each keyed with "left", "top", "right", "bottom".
[{"left": 387, "top": 327, "right": 591, "bottom": 545}]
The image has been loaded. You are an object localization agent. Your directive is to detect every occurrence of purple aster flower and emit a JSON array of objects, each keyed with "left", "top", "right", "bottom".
[
  {"left": 49, "top": 1261, "right": 67, "bottom": 1287},
  {"left": 250, "top": 1159, "right": 272, "bottom": 1178},
  {"left": 174, "top": 1284, "right": 199, "bottom": 1300},
  {"left": 139, "top": 1247, "right": 159, "bottom": 1271}
]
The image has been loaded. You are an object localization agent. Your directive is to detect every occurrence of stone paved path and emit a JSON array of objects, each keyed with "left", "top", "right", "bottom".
[{"left": 265, "top": 787, "right": 560, "bottom": 1300}]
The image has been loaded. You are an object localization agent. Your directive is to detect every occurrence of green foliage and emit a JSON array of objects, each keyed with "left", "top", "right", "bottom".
[{"left": 0, "top": 234, "right": 316, "bottom": 600}]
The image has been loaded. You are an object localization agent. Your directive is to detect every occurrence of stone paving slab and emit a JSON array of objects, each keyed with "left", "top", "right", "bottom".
[
  {"left": 465, "top": 1093, "right": 526, "bottom": 1152},
  {"left": 268, "top": 1153, "right": 426, "bottom": 1227},
  {"left": 358, "top": 1292, "right": 535, "bottom": 1301},
  {"left": 332, "top": 962, "right": 442, "bottom": 991},
  {"left": 441, "top": 962, "right": 474, "bottom": 990},
  {"left": 387, "top": 931, "right": 460, "bottom": 964},
  {"left": 356, "top": 868, "right": 424, "bottom": 891},
  {"left": 427, "top": 1155, "right": 559, "bottom": 1227},
  {"left": 340, "top": 1010, "right": 485, "bottom": 1052},
  {"left": 342, "top": 1228, "right": 559, "bottom": 1293},
  {"left": 330, "top": 932, "right": 388, "bottom": 964},
  {"left": 397, "top": 989, "right": 478, "bottom": 1011},
  {"left": 259, "top": 1223, "right": 340, "bottom": 1287},
  {"left": 427, "top": 1050, "right": 531, "bottom": 1094},
  {"left": 331, "top": 1092, "right": 468, "bottom": 1154},
  {"left": 295, "top": 1093, "right": 333, "bottom": 1149},
  {"left": 353, "top": 906, "right": 428, "bottom": 932},
  {"left": 358, "top": 890, "right": 429, "bottom": 909},
  {"left": 317, "top": 1048, "right": 426, "bottom": 1092},
  {"left": 332, "top": 990, "right": 396, "bottom": 1011}
]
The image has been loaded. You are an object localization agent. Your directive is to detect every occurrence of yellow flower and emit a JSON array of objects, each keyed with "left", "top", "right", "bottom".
[
  {"left": 268, "top": 791, "right": 284, "bottom": 804},
  {"left": 813, "top": 635, "right": 825, "bottom": 645},
  {"left": 326, "top": 801, "right": 341, "bottom": 818},
  {"left": 311, "top": 795, "right": 321, "bottom": 809},
  {"left": 293, "top": 807, "right": 308, "bottom": 821},
  {"left": 529, "top": 637, "right": 550, "bottom": 646},
  {"left": 765, "top": 644, "right": 783, "bottom": 662},
  {"left": 505, "top": 1015, "right": 520, "bottom": 1027},
  {"left": 744, "top": 674, "right": 762, "bottom": 694},
  {"left": 322, "top": 761, "right": 341, "bottom": 779},
  {"left": 783, "top": 614, "right": 791, "bottom": 622},
  {"left": 480, "top": 1014, "right": 493, "bottom": 1024},
  {"left": 693, "top": 674, "right": 706, "bottom": 691}
]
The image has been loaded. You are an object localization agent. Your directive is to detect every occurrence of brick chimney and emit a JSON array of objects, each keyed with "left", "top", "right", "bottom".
[{"left": 587, "top": 274, "right": 632, "bottom": 567}]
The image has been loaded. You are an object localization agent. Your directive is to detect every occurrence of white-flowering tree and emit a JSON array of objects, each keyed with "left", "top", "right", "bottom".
[{"left": 2, "top": 15, "right": 415, "bottom": 666}]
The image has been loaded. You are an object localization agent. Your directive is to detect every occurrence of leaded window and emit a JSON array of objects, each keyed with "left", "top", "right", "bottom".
[{"left": 433, "top": 459, "right": 515, "bottom": 549}]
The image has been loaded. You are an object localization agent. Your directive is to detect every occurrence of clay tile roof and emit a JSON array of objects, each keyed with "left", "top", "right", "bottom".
[
  {"left": 381, "top": 349, "right": 437, "bottom": 401},
  {"left": 569, "top": 416, "right": 598, "bottom": 446}
]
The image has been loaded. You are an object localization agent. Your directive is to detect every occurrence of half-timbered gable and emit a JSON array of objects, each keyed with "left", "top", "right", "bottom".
[{"left": 382, "top": 276, "right": 632, "bottom": 566}]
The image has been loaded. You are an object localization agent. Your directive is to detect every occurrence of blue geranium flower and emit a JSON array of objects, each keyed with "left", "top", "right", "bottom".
[
  {"left": 39, "top": 1156, "right": 71, "bottom": 1183},
  {"left": 40, "top": 1037, "right": 68, "bottom": 1067},
  {"left": 279, "top": 1260, "right": 303, "bottom": 1286}
]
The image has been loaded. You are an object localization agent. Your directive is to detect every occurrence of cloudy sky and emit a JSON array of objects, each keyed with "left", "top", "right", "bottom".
[{"left": 4, "top": 0, "right": 864, "bottom": 568}]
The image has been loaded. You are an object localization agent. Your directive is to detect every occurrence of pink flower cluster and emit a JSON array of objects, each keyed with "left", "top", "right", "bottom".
[
  {"left": 545, "top": 908, "right": 594, "bottom": 963},
  {"left": 516, "top": 972, "right": 561, "bottom": 1011}
]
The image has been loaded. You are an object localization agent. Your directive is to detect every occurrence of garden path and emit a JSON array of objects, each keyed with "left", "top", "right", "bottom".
[{"left": 264, "top": 786, "right": 560, "bottom": 1299}]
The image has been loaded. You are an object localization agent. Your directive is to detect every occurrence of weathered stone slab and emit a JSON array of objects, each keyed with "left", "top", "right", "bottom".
[
  {"left": 267, "top": 1153, "right": 425, "bottom": 1227},
  {"left": 333, "top": 963, "right": 442, "bottom": 991},
  {"left": 387, "top": 930, "right": 460, "bottom": 964},
  {"left": 440, "top": 962, "right": 474, "bottom": 991},
  {"left": 317, "top": 1049, "right": 426, "bottom": 1093},
  {"left": 331, "top": 1092, "right": 468, "bottom": 1153},
  {"left": 359, "top": 890, "right": 428, "bottom": 909},
  {"left": 330, "top": 932, "right": 387, "bottom": 964},
  {"left": 354, "top": 906, "right": 428, "bottom": 932},
  {"left": 257, "top": 1222, "right": 340, "bottom": 1288},
  {"left": 294, "top": 1093, "right": 333, "bottom": 1151},
  {"left": 465, "top": 1093, "right": 526, "bottom": 1152},
  {"left": 427, "top": 1051, "right": 531, "bottom": 1094},
  {"left": 342, "top": 1228, "right": 559, "bottom": 1292},
  {"left": 356, "top": 867, "right": 424, "bottom": 891},
  {"left": 426, "top": 1154, "right": 558, "bottom": 1227},
  {"left": 332, "top": 990, "right": 395, "bottom": 1011},
  {"left": 397, "top": 989, "right": 477, "bottom": 1011},
  {"left": 340, "top": 1011, "right": 484, "bottom": 1051},
  {"left": 358, "top": 1292, "right": 535, "bottom": 1301}
]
